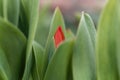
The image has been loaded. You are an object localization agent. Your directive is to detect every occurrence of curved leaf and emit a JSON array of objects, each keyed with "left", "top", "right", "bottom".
[
  {"left": 44, "top": 39, "right": 74, "bottom": 80},
  {"left": 42, "top": 7, "right": 67, "bottom": 77},
  {"left": 0, "top": 18, "right": 26, "bottom": 80},
  {"left": 0, "top": 48, "right": 11, "bottom": 80},
  {"left": 32, "top": 41, "right": 44, "bottom": 80},
  {"left": 96, "top": 0, "right": 120, "bottom": 80},
  {"left": 46, "top": 7, "right": 67, "bottom": 44},
  {"left": 83, "top": 13, "right": 96, "bottom": 48},
  {"left": 72, "top": 12, "right": 96, "bottom": 80},
  {"left": 2, "top": 0, "right": 20, "bottom": 25}
]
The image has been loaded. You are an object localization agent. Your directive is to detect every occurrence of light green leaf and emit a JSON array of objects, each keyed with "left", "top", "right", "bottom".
[
  {"left": 47, "top": 39, "right": 55, "bottom": 61},
  {"left": 42, "top": 7, "right": 67, "bottom": 77},
  {"left": 83, "top": 13, "right": 96, "bottom": 48},
  {"left": 32, "top": 41, "right": 44, "bottom": 80},
  {"left": 72, "top": 12, "right": 96, "bottom": 80},
  {"left": 65, "top": 30, "right": 75, "bottom": 80},
  {"left": 0, "top": 18, "right": 26, "bottom": 80},
  {"left": 96, "top": 0, "right": 120, "bottom": 80},
  {"left": 2, "top": 0, "right": 20, "bottom": 25},
  {"left": 44, "top": 39, "right": 74, "bottom": 80},
  {"left": 46, "top": 7, "right": 67, "bottom": 43},
  {"left": 35, "top": 5, "right": 51, "bottom": 47},
  {"left": 21, "top": 0, "right": 40, "bottom": 79}
]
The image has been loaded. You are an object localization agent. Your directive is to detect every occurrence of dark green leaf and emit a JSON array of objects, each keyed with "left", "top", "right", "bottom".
[
  {"left": 0, "top": 0, "right": 3, "bottom": 17},
  {"left": 0, "top": 18, "right": 26, "bottom": 80}
]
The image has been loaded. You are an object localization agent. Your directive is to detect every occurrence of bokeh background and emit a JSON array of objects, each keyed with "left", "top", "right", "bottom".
[
  {"left": 37, "top": 0, "right": 107, "bottom": 46},
  {"left": 40, "top": 0, "right": 106, "bottom": 25}
]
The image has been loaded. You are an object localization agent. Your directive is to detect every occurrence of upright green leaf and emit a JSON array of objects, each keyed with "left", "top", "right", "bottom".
[
  {"left": 42, "top": 7, "right": 67, "bottom": 78},
  {"left": 83, "top": 13, "right": 96, "bottom": 48},
  {"left": 29, "top": 74, "right": 33, "bottom": 80},
  {"left": 96, "top": 0, "right": 120, "bottom": 80},
  {"left": 44, "top": 39, "right": 74, "bottom": 80},
  {"left": 0, "top": 48, "right": 11, "bottom": 80},
  {"left": 2, "top": 0, "right": 20, "bottom": 25},
  {"left": 0, "top": 0, "right": 3, "bottom": 17},
  {"left": 46, "top": 7, "right": 67, "bottom": 43},
  {"left": 35, "top": 5, "right": 51, "bottom": 47},
  {"left": 72, "top": 13, "right": 96, "bottom": 80},
  {"left": 21, "top": 0, "right": 40, "bottom": 79},
  {"left": 32, "top": 41, "right": 44, "bottom": 80},
  {"left": 0, "top": 18, "right": 26, "bottom": 80}
]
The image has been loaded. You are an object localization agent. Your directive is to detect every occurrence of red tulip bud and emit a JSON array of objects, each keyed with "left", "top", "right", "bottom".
[{"left": 54, "top": 26, "right": 65, "bottom": 48}]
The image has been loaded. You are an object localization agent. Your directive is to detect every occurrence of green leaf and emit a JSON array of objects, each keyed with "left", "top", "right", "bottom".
[
  {"left": 32, "top": 41, "right": 44, "bottom": 80},
  {"left": 29, "top": 74, "right": 33, "bottom": 80},
  {"left": 96, "top": 0, "right": 120, "bottom": 80},
  {"left": 2, "top": 0, "right": 20, "bottom": 25},
  {"left": 66, "top": 29, "right": 75, "bottom": 39},
  {"left": 35, "top": 7, "right": 51, "bottom": 47},
  {"left": 44, "top": 39, "right": 74, "bottom": 80},
  {"left": 66, "top": 30, "right": 75, "bottom": 80},
  {"left": 0, "top": 18, "right": 26, "bottom": 80},
  {"left": 47, "top": 7, "right": 67, "bottom": 43},
  {"left": 35, "top": 24, "right": 49, "bottom": 47},
  {"left": 48, "top": 39, "right": 55, "bottom": 61},
  {"left": 0, "top": 48, "right": 11, "bottom": 80},
  {"left": 42, "top": 7, "right": 67, "bottom": 77},
  {"left": 0, "top": 0, "right": 3, "bottom": 17},
  {"left": 21, "top": 0, "right": 40, "bottom": 79},
  {"left": 72, "top": 12, "right": 96, "bottom": 80},
  {"left": 83, "top": 13, "right": 96, "bottom": 48},
  {"left": 19, "top": 0, "right": 39, "bottom": 37}
]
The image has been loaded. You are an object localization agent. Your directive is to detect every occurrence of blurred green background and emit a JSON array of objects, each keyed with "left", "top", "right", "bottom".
[{"left": 36, "top": 0, "right": 107, "bottom": 47}]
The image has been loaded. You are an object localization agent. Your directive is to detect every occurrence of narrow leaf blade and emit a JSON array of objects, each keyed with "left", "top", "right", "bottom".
[{"left": 32, "top": 41, "right": 44, "bottom": 80}]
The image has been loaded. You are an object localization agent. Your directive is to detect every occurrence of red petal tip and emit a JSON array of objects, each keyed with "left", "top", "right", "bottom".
[{"left": 54, "top": 26, "right": 65, "bottom": 48}]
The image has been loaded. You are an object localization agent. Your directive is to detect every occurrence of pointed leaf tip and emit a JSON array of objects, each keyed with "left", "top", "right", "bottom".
[
  {"left": 54, "top": 26, "right": 65, "bottom": 48},
  {"left": 54, "top": 7, "right": 62, "bottom": 15},
  {"left": 55, "top": 7, "right": 61, "bottom": 11}
]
